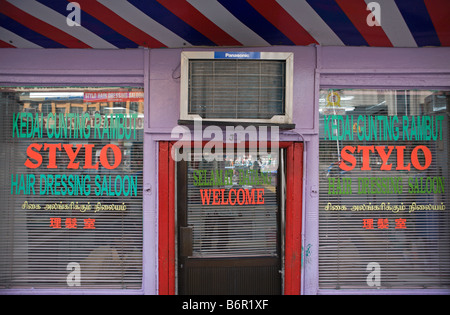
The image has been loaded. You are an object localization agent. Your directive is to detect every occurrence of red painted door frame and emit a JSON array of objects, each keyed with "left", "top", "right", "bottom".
[
  {"left": 158, "top": 141, "right": 175, "bottom": 295},
  {"left": 284, "top": 142, "right": 303, "bottom": 295},
  {"left": 158, "top": 141, "right": 303, "bottom": 295}
]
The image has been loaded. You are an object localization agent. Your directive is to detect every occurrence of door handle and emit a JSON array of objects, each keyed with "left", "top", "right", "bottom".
[{"left": 180, "top": 226, "right": 193, "bottom": 257}]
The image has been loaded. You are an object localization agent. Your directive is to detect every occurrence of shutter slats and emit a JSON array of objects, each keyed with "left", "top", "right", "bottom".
[
  {"left": 319, "top": 89, "right": 450, "bottom": 290},
  {"left": 186, "top": 151, "right": 279, "bottom": 258},
  {"left": 188, "top": 59, "right": 285, "bottom": 119},
  {"left": 0, "top": 88, "right": 143, "bottom": 290}
]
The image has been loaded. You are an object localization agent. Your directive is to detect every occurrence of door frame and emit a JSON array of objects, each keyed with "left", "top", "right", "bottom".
[{"left": 158, "top": 141, "right": 303, "bottom": 295}]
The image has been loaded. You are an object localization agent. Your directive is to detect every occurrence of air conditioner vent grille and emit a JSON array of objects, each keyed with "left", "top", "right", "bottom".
[{"left": 188, "top": 59, "right": 286, "bottom": 120}]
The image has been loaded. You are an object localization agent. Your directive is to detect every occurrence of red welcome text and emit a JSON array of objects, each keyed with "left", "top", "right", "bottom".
[{"left": 200, "top": 188, "right": 265, "bottom": 206}]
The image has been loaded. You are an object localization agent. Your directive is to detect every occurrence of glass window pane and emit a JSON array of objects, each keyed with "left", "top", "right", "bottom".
[
  {"left": 186, "top": 150, "right": 279, "bottom": 257},
  {"left": 0, "top": 87, "right": 144, "bottom": 289},
  {"left": 319, "top": 89, "right": 450, "bottom": 290}
]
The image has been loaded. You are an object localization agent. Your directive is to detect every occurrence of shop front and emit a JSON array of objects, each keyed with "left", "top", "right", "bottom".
[
  {"left": 158, "top": 140, "right": 303, "bottom": 295},
  {"left": 0, "top": 44, "right": 449, "bottom": 295}
]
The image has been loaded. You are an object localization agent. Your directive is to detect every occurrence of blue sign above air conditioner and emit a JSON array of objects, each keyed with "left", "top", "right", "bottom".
[{"left": 214, "top": 52, "right": 261, "bottom": 59}]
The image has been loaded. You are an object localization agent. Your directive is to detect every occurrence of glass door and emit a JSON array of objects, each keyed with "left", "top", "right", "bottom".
[{"left": 177, "top": 148, "right": 282, "bottom": 295}]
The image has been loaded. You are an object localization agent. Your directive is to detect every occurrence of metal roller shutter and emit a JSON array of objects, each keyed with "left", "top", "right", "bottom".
[
  {"left": 0, "top": 87, "right": 144, "bottom": 289},
  {"left": 318, "top": 89, "right": 450, "bottom": 290}
]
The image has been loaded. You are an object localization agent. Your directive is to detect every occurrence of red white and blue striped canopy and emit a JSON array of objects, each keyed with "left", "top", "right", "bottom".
[{"left": 0, "top": 0, "right": 449, "bottom": 49}]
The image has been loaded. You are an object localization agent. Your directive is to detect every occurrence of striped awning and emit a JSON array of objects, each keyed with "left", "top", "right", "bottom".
[{"left": 0, "top": 0, "right": 449, "bottom": 49}]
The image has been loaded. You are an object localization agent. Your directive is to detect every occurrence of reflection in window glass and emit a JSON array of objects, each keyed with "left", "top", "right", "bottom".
[
  {"left": 186, "top": 150, "right": 279, "bottom": 258},
  {"left": 319, "top": 89, "right": 450, "bottom": 289},
  {"left": 0, "top": 87, "right": 144, "bottom": 289}
]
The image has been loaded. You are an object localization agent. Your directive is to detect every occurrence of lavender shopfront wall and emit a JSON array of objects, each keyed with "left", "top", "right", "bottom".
[{"left": 1, "top": 45, "right": 450, "bottom": 294}]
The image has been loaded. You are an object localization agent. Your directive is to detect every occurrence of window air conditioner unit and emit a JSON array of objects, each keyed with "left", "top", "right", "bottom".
[{"left": 179, "top": 51, "right": 294, "bottom": 127}]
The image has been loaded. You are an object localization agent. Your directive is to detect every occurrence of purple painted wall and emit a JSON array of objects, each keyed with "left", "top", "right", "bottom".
[
  {"left": 147, "top": 46, "right": 317, "bottom": 133},
  {"left": 1, "top": 45, "right": 450, "bottom": 295}
]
